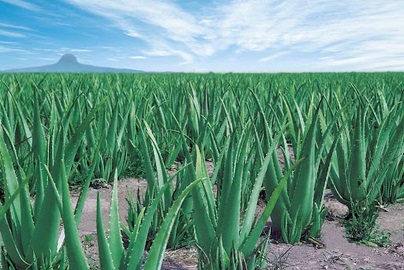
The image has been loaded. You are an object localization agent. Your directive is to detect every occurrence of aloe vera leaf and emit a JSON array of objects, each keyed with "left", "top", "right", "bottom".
[
  {"left": 144, "top": 121, "right": 172, "bottom": 207},
  {"left": 241, "top": 157, "right": 305, "bottom": 256},
  {"left": 96, "top": 193, "right": 114, "bottom": 270},
  {"left": 239, "top": 127, "right": 285, "bottom": 244},
  {"left": 143, "top": 177, "right": 204, "bottom": 270},
  {"left": 0, "top": 128, "right": 35, "bottom": 259},
  {"left": 123, "top": 207, "right": 144, "bottom": 264},
  {"left": 10, "top": 91, "right": 32, "bottom": 148},
  {"left": 217, "top": 136, "right": 234, "bottom": 236},
  {"left": 74, "top": 130, "right": 106, "bottom": 226},
  {"left": 126, "top": 179, "right": 171, "bottom": 269},
  {"left": 314, "top": 129, "right": 342, "bottom": 205},
  {"left": 0, "top": 128, "right": 22, "bottom": 237},
  {"left": 107, "top": 173, "right": 124, "bottom": 269},
  {"left": 0, "top": 132, "right": 30, "bottom": 268},
  {"left": 0, "top": 175, "right": 30, "bottom": 222},
  {"left": 219, "top": 131, "right": 250, "bottom": 253},
  {"left": 59, "top": 160, "right": 89, "bottom": 269},
  {"left": 64, "top": 96, "right": 107, "bottom": 174},
  {"left": 189, "top": 146, "right": 216, "bottom": 256},
  {"left": 106, "top": 103, "right": 119, "bottom": 154},
  {"left": 138, "top": 123, "right": 157, "bottom": 193},
  {"left": 348, "top": 108, "right": 367, "bottom": 202},
  {"left": 30, "top": 135, "right": 64, "bottom": 260},
  {"left": 289, "top": 103, "right": 320, "bottom": 229},
  {"left": 0, "top": 218, "right": 28, "bottom": 269},
  {"left": 32, "top": 91, "right": 47, "bottom": 218}
]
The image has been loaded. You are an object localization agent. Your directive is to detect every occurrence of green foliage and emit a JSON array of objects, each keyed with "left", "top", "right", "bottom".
[
  {"left": 183, "top": 139, "right": 304, "bottom": 269},
  {"left": 0, "top": 90, "right": 98, "bottom": 269},
  {"left": 96, "top": 171, "right": 203, "bottom": 270},
  {"left": 345, "top": 201, "right": 391, "bottom": 247},
  {"left": 0, "top": 72, "right": 402, "bottom": 268}
]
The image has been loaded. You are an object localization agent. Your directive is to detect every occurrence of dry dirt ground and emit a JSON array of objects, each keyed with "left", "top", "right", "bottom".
[{"left": 72, "top": 175, "right": 404, "bottom": 270}]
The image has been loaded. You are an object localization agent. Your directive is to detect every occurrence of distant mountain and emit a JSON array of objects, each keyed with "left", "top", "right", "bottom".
[{"left": 1, "top": 54, "right": 144, "bottom": 73}]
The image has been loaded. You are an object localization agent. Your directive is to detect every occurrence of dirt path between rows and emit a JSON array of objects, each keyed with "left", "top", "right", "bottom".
[{"left": 71, "top": 175, "right": 404, "bottom": 270}]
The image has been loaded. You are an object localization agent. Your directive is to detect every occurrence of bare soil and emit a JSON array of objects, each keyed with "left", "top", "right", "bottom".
[{"left": 72, "top": 175, "right": 404, "bottom": 270}]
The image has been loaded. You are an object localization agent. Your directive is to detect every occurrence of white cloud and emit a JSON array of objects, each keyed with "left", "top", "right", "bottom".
[
  {"left": 63, "top": 0, "right": 404, "bottom": 70},
  {"left": 0, "top": 23, "right": 32, "bottom": 38},
  {"left": 64, "top": 0, "right": 211, "bottom": 61},
  {"left": 0, "top": 29, "right": 26, "bottom": 38},
  {"left": 0, "top": 23, "right": 32, "bottom": 31},
  {"left": 145, "top": 47, "right": 193, "bottom": 65},
  {"left": 130, "top": 56, "right": 147, "bottom": 60},
  {"left": 32, "top": 47, "right": 92, "bottom": 56},
  {"left": 260, "top": 52, "right": 288, "bottom": 63},
  {"left": 321, "top": 39, "right": 404, "bottom": 71},
  {"left": 64, "top": 0, "right": 205, "bottom": 38},
  {"left": 60, "top": 48, "right": 92, "bottom": 53},
  {"left": 125, "top": 30, "right": 140, "bottom": 38},
  {"left": 214, "top": 0, "right": 404, "bottom": 70},
  {"left": 2, "top": 0, "right": 41, "bottom": 12},
  {"left": 0, "top": 45, "right": 27, "bottom": 53}
]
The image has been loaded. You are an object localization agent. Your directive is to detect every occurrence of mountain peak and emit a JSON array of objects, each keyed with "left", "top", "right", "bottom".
[
  {"left": 1, "top": 53, "right": 144, "bottom": 73},
  {"left": 57, "top": 53, "right": 79, "bottom": 64}
]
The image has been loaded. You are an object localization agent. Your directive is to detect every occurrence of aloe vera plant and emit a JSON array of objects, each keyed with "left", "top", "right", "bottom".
[
  {"left": 96, "top": 171, "right": 203, "bottom": 270},
  {"left": 170, "top": 100, "right": 306, "bottom": 270},
  {"left": 0, "top": 128, "right": 90, "bottom": 269},
  {"left": 322, "top": 88, "right": 403, "bottom": 245},
  {"left": 0, "top": 91, "right": 100, "bottom": 269},
  {"left": 252, "top": 91, "right": 338, "bottom": 244},
  {"left": 126, "top": 121, "right": 196, "bottom": 249},
  {"left": 329, "top": 97, "right": 404, "bottom": 207},
  {"left": 188, "top": 140, "right": 304, "bottom": 269}
]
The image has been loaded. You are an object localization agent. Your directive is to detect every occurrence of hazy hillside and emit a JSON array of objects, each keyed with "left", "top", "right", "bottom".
[{"left": 1, "top": 54, "right": 144, "bottom": 73}]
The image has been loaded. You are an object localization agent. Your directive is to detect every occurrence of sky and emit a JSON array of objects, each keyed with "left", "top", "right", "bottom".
[{"left": 1, "top": 0, "right": 404, "bottom": 72}]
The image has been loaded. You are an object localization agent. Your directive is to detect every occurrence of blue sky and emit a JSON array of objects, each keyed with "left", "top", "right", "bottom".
[{"left": 1, "top": 0, "right": 403, "bottom": 72}]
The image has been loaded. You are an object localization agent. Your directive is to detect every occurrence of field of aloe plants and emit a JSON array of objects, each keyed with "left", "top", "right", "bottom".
[{"left": 0, "top": 72, "right": 403, "bottom": 269}]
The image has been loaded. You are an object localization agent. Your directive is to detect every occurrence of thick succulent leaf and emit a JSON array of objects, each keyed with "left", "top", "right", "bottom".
[
  {"left": 126, "top": 179, "right": 171, "bottom": 269},
  {"left": 107, "top": 174, "right": 124, "bottom": 269},
  {"left": 96, "top": 193, "right": 114, "bottom": 270},
  {"left": 59, "top": 160, "right": 89, "bottom": 269},
  {"left": 144, "top": 177, "right": 204, "bottom": 269},
  {"left": 241, "top": 157, "right": 305, "bottom": 256}
]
